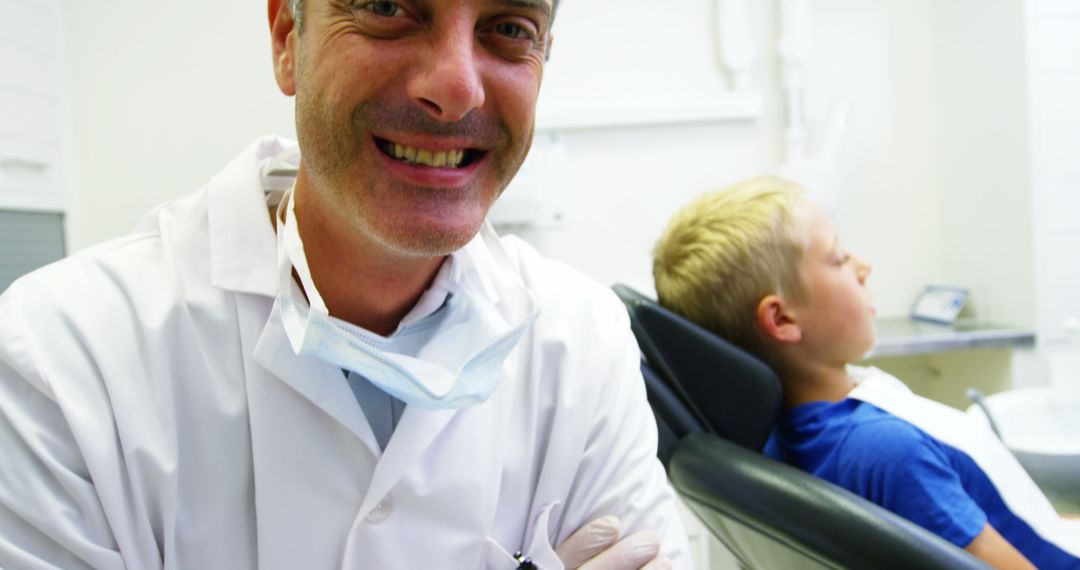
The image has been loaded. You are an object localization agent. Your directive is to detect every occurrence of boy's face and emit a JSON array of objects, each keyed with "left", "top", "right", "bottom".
[{"left": 788, "top": 199, "right": 876, "bottom": 366}]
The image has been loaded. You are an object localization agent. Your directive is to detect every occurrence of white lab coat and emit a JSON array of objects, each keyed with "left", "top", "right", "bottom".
[{"left": 0, "top": 137, "right": 689, "bottom": 569}]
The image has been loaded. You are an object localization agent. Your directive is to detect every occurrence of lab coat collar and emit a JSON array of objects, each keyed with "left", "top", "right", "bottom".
[
  {"left": 455, "top": 222, "right": 503, "bottom": 304},
  {"left": 207, "top": 135, "right": 294, "bottom": 297},
  {"left": 455, "top": 221, "right": 539, "bottom": 323}
]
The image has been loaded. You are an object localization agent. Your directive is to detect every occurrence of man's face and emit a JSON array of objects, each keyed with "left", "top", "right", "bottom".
[
  {"left": 788, "top": 199, "right": 877, "bottom": 365},
  {"left": 279, "top": 0, "right": 553, "bottom": 257}
]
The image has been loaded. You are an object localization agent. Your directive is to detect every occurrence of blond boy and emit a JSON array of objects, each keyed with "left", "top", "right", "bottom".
[{"left": 653, "top": 177, "right": 1080, "bottom": 570}]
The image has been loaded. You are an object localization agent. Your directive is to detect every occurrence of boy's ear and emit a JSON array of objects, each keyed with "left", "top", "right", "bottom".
[{"left": 756, "top": 294, "right": 802, "bottom": 344}]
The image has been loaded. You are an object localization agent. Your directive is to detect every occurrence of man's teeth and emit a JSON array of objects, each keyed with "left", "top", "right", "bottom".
[{"left": 392, "top": 144, "right": 466, "bottom": 168}]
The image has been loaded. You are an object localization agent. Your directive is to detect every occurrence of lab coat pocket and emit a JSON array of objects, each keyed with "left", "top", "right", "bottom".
[{"left": 483, "top": 501, "right": 565, "bottom": 570}]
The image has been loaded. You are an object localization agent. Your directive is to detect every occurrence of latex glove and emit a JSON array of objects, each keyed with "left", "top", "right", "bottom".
[{"left": 555, "top": 516, "right": 672, "bottom": 569}]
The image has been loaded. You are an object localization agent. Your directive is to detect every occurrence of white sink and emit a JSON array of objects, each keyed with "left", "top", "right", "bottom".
[{"left": 966, "top": 386, "right": 1080, "bottom": 504}]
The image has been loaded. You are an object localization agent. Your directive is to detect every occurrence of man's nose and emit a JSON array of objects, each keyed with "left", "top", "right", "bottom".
[{"left": 407, "top": 28, "right": 486, "bottom": 123}]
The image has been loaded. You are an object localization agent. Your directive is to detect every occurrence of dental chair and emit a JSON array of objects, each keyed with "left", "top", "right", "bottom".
[{"left": 612, "top": 284, "right": 989, "bottom": 570}]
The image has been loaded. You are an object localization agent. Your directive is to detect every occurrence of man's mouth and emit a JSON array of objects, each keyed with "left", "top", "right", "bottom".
[{"left": 375, "top": 138, "right": 483, "bottom": 169}]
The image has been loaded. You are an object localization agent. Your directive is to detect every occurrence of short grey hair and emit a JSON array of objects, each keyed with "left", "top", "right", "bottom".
[{"left": 289, "top": 0, "right": 305, "bottom": 31}]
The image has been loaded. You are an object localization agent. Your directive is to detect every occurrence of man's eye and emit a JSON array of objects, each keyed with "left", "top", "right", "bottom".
[
  {"left": 363, "top": 1, "right": 403, "bottom": 17},
  {"left": 494, "top": 21, "right": 531, "bottom": 40}
]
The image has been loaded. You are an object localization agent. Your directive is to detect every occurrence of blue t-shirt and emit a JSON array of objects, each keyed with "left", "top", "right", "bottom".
[{"left": 765, "top": 398, "right": 1080, "bottom": 568}]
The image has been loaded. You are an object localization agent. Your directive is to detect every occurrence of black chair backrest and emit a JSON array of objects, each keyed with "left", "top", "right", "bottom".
[
  {"left": 639, "top": 362, "right": 701, "bottom": 467},
  {"left": 613, "top": 283, "right": 781, "bottom": 451}
]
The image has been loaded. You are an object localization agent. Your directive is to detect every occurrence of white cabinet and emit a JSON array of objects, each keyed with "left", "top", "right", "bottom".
[
  {"left": 0, "top": 0, "right": 67, "bottom": 214},
  {"left": 0, "top": 0, "right": 69, "bottom": 289}
]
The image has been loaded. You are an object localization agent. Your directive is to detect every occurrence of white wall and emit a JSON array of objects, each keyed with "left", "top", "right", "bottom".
[
  {"left": 1029, "top": 0, "right": 1080, "bottom": 340},
  {"left": 933, "top": 0, "right": 1035, "bottom": 328},
  {"left": 1026, "top": 0, "right": 1080, "bottom": 390}
]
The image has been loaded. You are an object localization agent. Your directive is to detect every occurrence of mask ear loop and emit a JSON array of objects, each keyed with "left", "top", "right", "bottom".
[
  {"left": 280, "top": 189, "right": 332, "bottom": 317},
  {"left": 274, "top": 187, "right": 329, "bottom": 354}
]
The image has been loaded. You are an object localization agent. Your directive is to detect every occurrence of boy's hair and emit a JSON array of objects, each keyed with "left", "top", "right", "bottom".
[{"left": 652, "top": 176, "right": 807, "bottom": 363}]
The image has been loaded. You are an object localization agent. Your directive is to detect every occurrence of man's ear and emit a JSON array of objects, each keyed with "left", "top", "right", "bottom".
[
  {"left": 756, "top": 294, "right": 801, "bottom": 344},
  {"left": 269, "top": 0, "right": 299, "bottom": 96}
]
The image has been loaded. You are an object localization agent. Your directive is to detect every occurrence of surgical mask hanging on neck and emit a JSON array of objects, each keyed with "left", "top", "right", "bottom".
[{"left": 273, "top": 190, "right": 539, "bottom": 409}]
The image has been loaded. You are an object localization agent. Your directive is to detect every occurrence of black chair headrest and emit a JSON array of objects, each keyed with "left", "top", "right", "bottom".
[{"left": 613, "top": 284, "right": 782, "bottom": 451}]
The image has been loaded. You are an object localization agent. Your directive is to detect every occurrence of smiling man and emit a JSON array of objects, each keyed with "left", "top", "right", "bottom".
[
  {"left": 277, "top": 0, "right": 549, "bottom": 335},
  {"left": 0, "top": 0, "right": 688, "bottom": 568}
]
